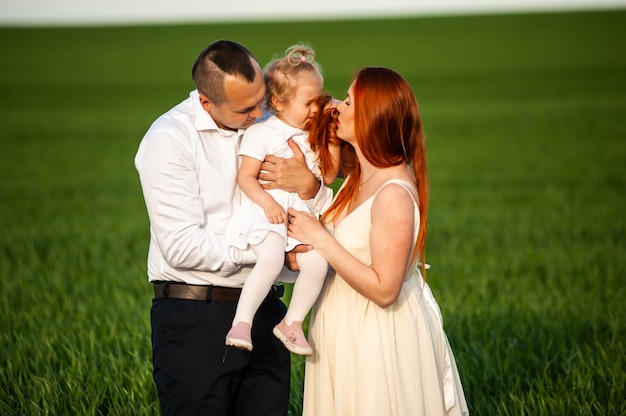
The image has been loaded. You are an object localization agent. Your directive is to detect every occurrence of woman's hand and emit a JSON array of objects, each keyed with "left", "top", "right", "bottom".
[
  {"left": 286, "top": 207, "right": 326, "bottom": 247},
  {"left": 284, "top": 208, "right": 325, "bottom": 271}
]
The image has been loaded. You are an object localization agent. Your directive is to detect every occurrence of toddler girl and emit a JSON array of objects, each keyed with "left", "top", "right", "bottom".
[{"left": 225, "top": 45, "right": 340, "bottom": 355}]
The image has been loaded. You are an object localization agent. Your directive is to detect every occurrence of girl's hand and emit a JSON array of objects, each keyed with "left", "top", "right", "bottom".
[
  {"left": 264, "top": 202, "right": 288, "bottom": 225},
  {"left": 287, "top": 207, "right": 325, "bottom": 246}
]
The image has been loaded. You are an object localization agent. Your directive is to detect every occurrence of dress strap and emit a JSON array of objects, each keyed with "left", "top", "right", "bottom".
[{"left": 374, "top": 179, "right": 419, "bottom": 205}]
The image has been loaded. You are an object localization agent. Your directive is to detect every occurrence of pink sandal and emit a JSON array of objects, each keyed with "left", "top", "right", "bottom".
[
  {"left": 273, "top": 319, "right": 313, "bottom": 356},
  {"left": 225, "top": 322, "right": 253, "bottom": 351}
]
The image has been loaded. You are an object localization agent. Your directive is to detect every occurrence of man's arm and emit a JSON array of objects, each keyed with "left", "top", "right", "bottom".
[{"left": 135, "top": 131, "right": 237, "bottom": 273}]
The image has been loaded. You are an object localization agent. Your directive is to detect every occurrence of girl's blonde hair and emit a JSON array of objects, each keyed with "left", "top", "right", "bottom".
[{"left": 264, "top": 44, "right": 323, "bottom": 113}]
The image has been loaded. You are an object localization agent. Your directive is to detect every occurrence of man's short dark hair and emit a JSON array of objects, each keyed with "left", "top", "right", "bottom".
[{"left": 192, "top": 40, "right": 257, "bottom": 105}]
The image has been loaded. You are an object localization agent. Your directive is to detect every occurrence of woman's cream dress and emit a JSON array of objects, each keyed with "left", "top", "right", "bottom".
[{"left": 302, "top": 180, "right": 469, "bottom": 416}]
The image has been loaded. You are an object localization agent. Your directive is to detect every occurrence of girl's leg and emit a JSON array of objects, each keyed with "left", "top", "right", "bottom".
[
  {"left": 285, "top": 250, "right": 327, "bottom": 323},
  {"left": 273, "top": 249, "right": 327, "bottom": 356},
  {"left": 226, "top": 232, "right": 285, "bottom": 351}
]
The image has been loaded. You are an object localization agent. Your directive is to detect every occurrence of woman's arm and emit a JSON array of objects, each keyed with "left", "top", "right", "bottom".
[
  {"left": 238, "top": 155, "right": 288, "bottom": 225},
  {"left": 288, "top": 183, "right": 415, "bottom": 307}
]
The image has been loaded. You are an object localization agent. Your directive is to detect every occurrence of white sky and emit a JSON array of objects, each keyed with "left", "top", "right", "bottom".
[{"left": 1, "top": 0, "right": 625, "bottom": 26}]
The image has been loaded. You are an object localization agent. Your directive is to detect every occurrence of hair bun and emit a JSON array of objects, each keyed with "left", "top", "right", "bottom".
[{"left": 286, "top": 45, "right": 315, "bottom": 66}]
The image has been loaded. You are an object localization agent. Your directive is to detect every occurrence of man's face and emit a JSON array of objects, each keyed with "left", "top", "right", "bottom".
[{"left": 200, "top": 62, "right": 266, "bottom": 131}]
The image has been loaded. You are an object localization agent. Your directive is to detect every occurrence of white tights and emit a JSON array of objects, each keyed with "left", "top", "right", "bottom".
[{"left": 232, "top": 231, "right": 327, "bottom": 326}]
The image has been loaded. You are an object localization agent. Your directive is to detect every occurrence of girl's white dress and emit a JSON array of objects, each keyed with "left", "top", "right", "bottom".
[
  {"left": 228, "top": 116, "right": 325, "bottom": 252},
  {"left": 302, "top": 179, "right": 469, "bottom": 416}
]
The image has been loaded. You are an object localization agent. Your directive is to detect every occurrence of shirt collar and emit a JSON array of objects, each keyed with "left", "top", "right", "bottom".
[{"left": 190, "top": 90, "right": 241, "bottom": 137}]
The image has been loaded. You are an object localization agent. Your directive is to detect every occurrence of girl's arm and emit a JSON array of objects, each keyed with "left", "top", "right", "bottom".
[
  {"left": 238, "top": 155, "right": 289, "bottom": 225},
  {"left": 287, "top": 183, "right": 415, "bottom": 307}
]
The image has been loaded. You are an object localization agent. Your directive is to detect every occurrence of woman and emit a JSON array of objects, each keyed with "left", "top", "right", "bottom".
[{"left": 287, "top": 67, "right": 469, "bottom": 415}]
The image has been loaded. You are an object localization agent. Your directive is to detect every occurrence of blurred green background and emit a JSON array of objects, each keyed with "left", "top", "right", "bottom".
[{"left": 1, "top": 9, "right": 625, "bottom": 415}]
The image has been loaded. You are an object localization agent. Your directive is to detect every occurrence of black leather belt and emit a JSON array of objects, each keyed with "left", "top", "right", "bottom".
[{"left": 153, "top": 281, "right": 284, "bottom": 303}]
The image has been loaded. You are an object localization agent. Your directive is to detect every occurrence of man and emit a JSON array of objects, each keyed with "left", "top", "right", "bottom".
[{"left": 135, "top": 40, "right": 331, "bottom": 416}]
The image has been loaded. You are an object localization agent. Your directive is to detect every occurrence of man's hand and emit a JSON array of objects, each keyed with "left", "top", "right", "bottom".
[
  {"left": 260, "top": 139, "right": 320, "bottom": 200},
  {"left": 284, "top": 243, "right": 313, "bottom": 271}
]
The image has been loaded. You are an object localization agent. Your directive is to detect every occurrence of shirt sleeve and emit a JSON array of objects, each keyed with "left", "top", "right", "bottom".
[
  {"left": 239, "top": 125, "right": 271, "bottom": 161},
  {"left": 135, "top": 130, "right": 234, "bottom": 273},
  {"left": 304, "top": 180, "right": 333, "bottom": 216}
]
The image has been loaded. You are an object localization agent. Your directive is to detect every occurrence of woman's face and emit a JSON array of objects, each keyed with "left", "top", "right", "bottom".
[{"left": 335, "top": 82, "right": 356, "bottom": 144}]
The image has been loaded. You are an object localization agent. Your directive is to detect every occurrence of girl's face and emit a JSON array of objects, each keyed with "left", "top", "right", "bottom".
[
  {"left": 276, "top": 74, "right": 323, "bottom": 129},
  {"left": 335, "top": 82, "right": 356, "bottom": 144}
]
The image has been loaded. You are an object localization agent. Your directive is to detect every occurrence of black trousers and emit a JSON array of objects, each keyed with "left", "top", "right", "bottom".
[{"left": 151, "top": 297, "right": 290, "bottom": 416}]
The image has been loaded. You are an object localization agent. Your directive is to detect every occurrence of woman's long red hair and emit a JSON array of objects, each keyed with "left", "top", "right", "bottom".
[{"left": 321, "top": 67, "right": 430, "bottom": 277}]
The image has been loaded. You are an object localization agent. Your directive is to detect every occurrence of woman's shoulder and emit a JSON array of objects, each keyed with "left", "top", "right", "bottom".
[
  {"left": 378, "top": 177, "right": 417, "bottom": 196},
  {"left": 369, "top": 181, "right": 417, "bottom": 231},
  {"left": 373, "top": 178, "right": 419, "bottom": 208}
]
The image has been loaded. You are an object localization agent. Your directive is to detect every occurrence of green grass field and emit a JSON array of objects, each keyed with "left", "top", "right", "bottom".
[{"left": 1, "top": 9, "right": 625, "bottom": 415}]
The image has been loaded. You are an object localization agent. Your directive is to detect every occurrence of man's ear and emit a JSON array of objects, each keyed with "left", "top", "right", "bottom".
[{"left": 199, "top": 93, "right": 212, "bottom": 112}]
